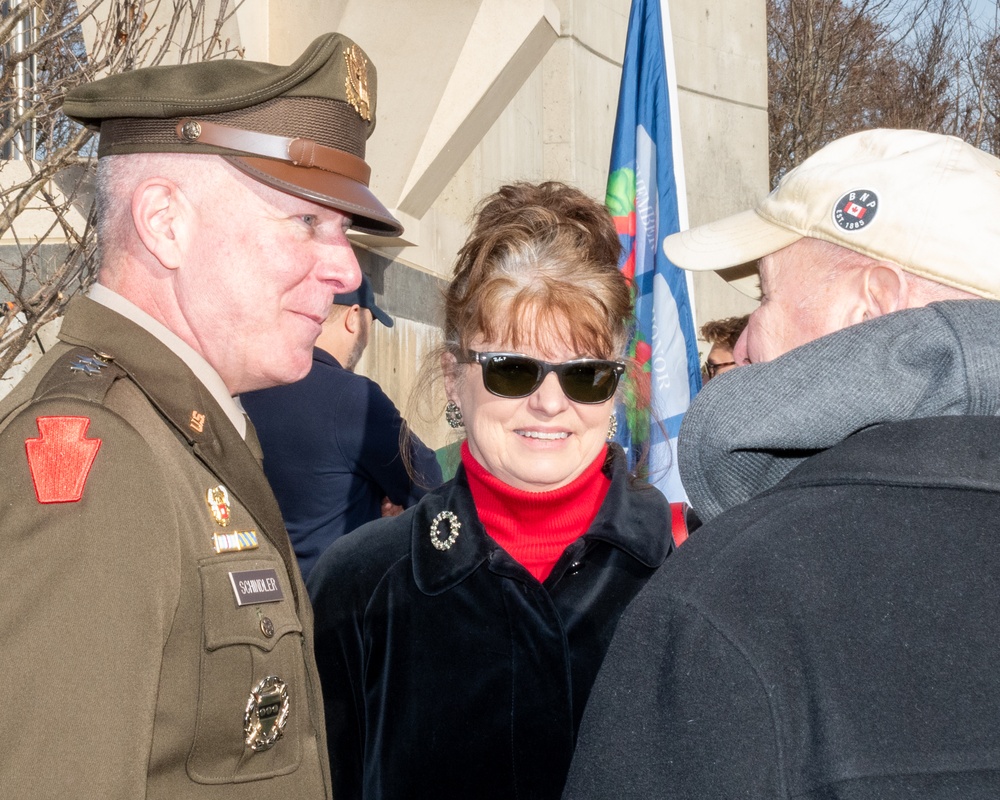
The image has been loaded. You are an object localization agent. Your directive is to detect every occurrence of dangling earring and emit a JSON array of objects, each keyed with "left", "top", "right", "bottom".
[
  {"left": 445, "top": 401, "right": 464, "bottom": 429},
  {"left": 607, "top": 412, "right": 618, "bottom": 441}
]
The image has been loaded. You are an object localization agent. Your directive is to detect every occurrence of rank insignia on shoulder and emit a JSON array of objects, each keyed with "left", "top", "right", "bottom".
[
  {"left": 212, "top": 530, "right": 259, "bottom": 553},
  {"left": 244, "top": 675, "right": 289, "bottom": 752},
  {"left": 69, "top": 353, "right": 111, "bottom": 376},
  {"left": 206, "top": 484, "right": 231, "bottom": 527},
  {"left": 25, "top": 416, "right": 102, "bottom": 504}
]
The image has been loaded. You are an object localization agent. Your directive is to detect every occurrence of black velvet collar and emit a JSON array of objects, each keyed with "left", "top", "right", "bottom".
[{"left": 410, "top": 444, "right": 670, "bottom": 596}]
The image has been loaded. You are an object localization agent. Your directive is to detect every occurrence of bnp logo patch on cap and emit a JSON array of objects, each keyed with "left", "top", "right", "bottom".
[{"left": 833, "top": 189, "right": 878, "bottom": 232}]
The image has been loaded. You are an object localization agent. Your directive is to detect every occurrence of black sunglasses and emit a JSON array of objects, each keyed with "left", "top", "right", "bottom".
[{"left": 458, "top": 350, "right": 625, "bottom": 404}]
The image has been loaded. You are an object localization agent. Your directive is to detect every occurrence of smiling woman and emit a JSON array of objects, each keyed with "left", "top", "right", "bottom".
[{"left": 308, "top": 181, "right": 675, "bottom": 800}]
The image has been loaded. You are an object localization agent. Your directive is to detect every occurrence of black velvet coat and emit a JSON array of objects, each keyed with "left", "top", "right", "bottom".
[{"left": 308, "top": 445, "right": 671, "bottom": 800}]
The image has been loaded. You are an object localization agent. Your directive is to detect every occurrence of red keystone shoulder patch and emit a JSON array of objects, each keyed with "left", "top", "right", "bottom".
[{"left": 25, "top": 416, "right": 102, "bottom": 504}]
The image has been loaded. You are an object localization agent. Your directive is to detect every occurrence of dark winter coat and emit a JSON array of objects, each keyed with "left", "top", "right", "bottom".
[
  {"left": 308, "top": 444, "right": 671, "bottom": 800},
  {"left": 565, "top": 300, "right": 1000, "bottom": 799},
  {"left": 565, "top": 416, "right": 1000, "bottom": 798}
]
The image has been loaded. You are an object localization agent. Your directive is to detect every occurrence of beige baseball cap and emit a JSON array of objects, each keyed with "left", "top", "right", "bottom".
[{"left": 664, "top": 128, "right": 1000, "bottom": 299}]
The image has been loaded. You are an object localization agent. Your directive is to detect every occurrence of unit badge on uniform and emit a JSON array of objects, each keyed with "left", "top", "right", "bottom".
[
  {"left": 244, "top": 675, "right": 289, "bottom": 752},
  {"left": 206, "top": 484, "right": 231, "bottom": 527},
  {"left": 26, "top": 416, "right": 102, "bottom": 504}
]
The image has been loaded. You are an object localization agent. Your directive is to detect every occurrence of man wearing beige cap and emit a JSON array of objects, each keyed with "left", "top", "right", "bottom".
[
  {"left": 564, "top": 129, "right": 1000, "bottom": 798},
  {"left": 0, "top": 34, "right": 399, "bottom": 798}
]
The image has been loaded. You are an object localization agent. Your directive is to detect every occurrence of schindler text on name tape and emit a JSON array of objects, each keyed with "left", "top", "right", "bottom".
[{"left": 229, "top": 568, "right": 285, "bottom": 606}]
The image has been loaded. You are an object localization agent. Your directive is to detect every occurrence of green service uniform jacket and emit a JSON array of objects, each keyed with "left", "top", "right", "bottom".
[{"left": 0, "top": 297, "right": 331, "bottom": 798}]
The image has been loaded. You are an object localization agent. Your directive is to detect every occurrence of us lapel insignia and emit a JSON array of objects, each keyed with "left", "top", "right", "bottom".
[
  {"left": 212, "top": 530, "right": 259, "bottom": 554},
  {"left": 206, "top": 484, "right": 231, "bottom": 527},
  {"left": 189, "top": 410, "right": 206, "bottom": 434}
]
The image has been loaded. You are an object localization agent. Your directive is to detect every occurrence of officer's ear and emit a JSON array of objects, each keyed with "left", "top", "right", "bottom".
[{"left": 131, "top": 178, "right": 190, "bottom": 271}]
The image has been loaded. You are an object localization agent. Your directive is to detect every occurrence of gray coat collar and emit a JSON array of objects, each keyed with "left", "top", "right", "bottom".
[{"left": 679, "top": 299, "right": 1000, "bottom": 521}]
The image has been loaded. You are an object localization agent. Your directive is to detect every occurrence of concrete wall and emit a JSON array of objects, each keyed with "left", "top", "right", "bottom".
[
  {"left": 669, "top": 0, "right": 767, "bottom": 342},
  {"left": 1, "top": 0, "right": 769, "bottom": 428},
  {"left": 305, "top": 0, "right": 768, "bottom": 446}
]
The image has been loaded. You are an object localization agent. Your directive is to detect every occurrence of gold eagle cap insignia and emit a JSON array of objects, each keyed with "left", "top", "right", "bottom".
[{"left": 345, "top": 44, "right": 372, "bottom": 122}]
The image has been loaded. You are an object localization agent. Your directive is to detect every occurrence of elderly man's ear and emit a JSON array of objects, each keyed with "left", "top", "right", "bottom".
[
  {"left": 131, "top": 178, "right": 192, "bottom": 270},
  {"left": 856, "top": 262, "right": 908, "bottom": 323}
]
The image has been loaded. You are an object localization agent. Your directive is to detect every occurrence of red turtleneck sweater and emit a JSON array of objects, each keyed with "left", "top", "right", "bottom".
[{"left": 461, "top": 442, "right": 611, "bottom": 582}]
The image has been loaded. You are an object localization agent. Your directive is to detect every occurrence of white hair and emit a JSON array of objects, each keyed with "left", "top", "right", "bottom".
[
  {"left": 809, "top": 237, "right": 977, "bottom": 303},
  {"left": 94, "top": 153, "right": 228, "bottom": 276}
]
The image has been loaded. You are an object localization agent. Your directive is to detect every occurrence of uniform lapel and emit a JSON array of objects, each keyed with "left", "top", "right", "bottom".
[{"left": 58, "top": 297, "right": 302, "bottom": 600}]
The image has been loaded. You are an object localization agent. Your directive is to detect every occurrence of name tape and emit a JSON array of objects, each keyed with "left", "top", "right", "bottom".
[{"left": 229, "top": 568, "right": 284, "bottom": 606}]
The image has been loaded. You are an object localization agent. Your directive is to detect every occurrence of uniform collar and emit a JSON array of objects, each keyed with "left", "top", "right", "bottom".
[
  {"left": 411, "top": 444, "right": 670, "bottom": 596},
  {"left": 57, "top": 296, "right": 299, "bottom": 601},
  {"left": 88, "top": 282, "right": 246, "bottom": 437}
]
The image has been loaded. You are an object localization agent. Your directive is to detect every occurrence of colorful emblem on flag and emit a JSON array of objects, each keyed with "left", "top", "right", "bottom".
[
  {"left": 606, "top": 0, "right": 702, "bottom": 500},
  {"left": 25, "top": 416, "right": 102, "bottom": 504}
]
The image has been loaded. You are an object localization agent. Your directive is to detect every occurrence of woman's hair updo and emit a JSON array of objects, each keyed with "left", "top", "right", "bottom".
[{"left": 444, "top": 181, "right": 631, "bottom": 358}]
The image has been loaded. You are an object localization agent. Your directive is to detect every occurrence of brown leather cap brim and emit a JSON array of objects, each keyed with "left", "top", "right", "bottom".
[{"left": 226, "top": 155, "right": 403, "bottom": 237}]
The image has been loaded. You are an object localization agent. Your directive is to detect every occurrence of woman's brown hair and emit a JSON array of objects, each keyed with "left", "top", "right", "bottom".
[{"left": 404, "top": 182, "right": 633, "bottom": 483}]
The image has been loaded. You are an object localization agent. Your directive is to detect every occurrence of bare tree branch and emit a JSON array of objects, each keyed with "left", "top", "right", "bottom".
[
  {"left": 768, "top": 0, "right": 997, "bottom": 185},
  {"left": 0, "top": 0, "right": 244, "bottom": 378}
]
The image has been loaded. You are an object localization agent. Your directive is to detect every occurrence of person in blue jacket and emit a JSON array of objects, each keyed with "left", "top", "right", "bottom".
[{"left": 243, "top": 275, "right": 442, "bottom": 581}]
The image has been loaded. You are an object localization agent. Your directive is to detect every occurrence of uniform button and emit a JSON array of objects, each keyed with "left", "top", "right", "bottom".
[
  {"left": 260, "top": 617, "right": 275, "bottom": 638},
  {"left": 566, "top": 561, "right": 585, "bottom": 575}
]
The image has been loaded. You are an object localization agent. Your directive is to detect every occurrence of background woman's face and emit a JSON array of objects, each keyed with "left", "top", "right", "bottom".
[{"left": 447, "top": 326, "right": 614, "bottom": 492}]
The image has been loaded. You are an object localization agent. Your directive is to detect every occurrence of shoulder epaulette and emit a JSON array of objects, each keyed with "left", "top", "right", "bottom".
[{"left": 32, "top": 347, "right": 127, "bottom": 405}]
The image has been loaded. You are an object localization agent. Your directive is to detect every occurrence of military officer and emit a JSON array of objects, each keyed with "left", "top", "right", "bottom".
[{"left": 0, "top": 33, "right": 401, "bottom": 798}]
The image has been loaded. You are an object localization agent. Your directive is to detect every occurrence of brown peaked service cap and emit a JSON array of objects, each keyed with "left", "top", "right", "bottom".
[{"left": 63, "top": 32, "right": 402, "bottom": 237}]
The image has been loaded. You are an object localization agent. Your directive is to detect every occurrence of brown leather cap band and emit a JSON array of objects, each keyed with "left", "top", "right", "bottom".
[{"left": 175, "top": 118, "right": 372, "bottom": 186}]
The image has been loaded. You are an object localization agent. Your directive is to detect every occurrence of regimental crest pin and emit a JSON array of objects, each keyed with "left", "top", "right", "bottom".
[
  {"left": 206, "top": 484, "right": 231, "bottom": 527},
  {"left": 344, "top": 44, "right": 372, "bottom": 122},
  {"left": 832, "top": 189, "right": 879, "bottom": 232},
  {"left": 244, "top": 675, "right": 290, "bottom": 752}
]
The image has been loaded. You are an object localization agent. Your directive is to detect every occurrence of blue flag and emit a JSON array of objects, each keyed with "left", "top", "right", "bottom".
[{"left": 606, "top": 0, "right": 702, "bottom": 501}]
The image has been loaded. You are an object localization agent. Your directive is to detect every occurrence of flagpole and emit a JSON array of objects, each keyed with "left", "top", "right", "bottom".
[{"left": 658, "top": 0, "right": 697, "bottom": 327}]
